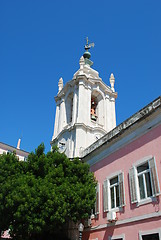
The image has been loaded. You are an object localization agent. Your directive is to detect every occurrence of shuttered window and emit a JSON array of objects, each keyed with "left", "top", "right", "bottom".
[
  {"left": 129, "top": 157, "right": 160, "bottom": 203},
  {"left": 103, "top": 172, "right": 125, "bottom": 212}
]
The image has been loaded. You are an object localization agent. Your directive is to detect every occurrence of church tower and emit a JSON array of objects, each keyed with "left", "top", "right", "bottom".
[{"left": 51, "top": 39, "right": 117, "bottom": 158}]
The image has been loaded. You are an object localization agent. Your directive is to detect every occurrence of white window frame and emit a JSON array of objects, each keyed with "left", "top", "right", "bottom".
[
  {"left": 108, "top": 233, "right": 125, "bottom": 240},
  {"left": 129, "top": 156, "right": 160, "bottom": 206},
  {"left": 137, "top": 162, "right": 152, "bottom": 199},
  {"left": 103, "top": 171, "right": 125, "bottom": 213},
  {"left": 139, "top": 228, "right": 161, "bottom": 240}
]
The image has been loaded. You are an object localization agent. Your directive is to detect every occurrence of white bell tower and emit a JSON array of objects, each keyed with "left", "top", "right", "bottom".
[{"left": 51, "top": 39, "right": 117, "bottom": 158}]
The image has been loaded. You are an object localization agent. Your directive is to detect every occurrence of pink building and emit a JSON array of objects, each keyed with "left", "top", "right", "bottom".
[{"left": 81, "top": 96, "right": 161, "bottom": 240}]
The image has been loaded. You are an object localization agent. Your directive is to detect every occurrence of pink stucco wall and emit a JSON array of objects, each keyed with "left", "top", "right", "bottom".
[
  {"left": 83, "top": 124, "right": 161, "bottom": 240},
  {"left": 83, "top": 217, "right": 161, "bottom": 240}
]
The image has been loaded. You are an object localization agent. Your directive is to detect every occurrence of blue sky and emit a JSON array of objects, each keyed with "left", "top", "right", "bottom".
[{"left": 0, "top": 0, "right": 161, "bottom": 153}]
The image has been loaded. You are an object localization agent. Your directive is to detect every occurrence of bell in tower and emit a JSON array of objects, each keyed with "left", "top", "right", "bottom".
[{"left": 91, "top": 97, "right": 97, "bottom": 121}]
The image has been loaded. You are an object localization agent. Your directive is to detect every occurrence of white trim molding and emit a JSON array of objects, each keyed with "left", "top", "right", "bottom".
[{"left": 88, "top": 211, "right": 161, "bottom": 232}]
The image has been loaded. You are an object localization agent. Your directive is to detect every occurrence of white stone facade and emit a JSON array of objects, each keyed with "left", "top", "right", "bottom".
[{"left": 51, "top": 56, "right": 117, "bottom": 158}]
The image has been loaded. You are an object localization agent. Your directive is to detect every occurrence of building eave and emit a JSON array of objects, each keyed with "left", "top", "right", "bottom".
[{"left": 0, "top": 142, "right": 29, "bottom": 156}]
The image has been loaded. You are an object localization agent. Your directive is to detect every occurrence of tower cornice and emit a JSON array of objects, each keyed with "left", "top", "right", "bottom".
[
  {"left": 51, "top": 122, "right": 107, "bottom": 145},
  {"left": 55, "top": 72, "right": 117, "bottom": 103}
]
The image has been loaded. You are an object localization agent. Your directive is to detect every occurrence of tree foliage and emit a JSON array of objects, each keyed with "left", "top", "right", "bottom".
[{"left": 0, "top": 144, "right": 96, "bottom": 240}]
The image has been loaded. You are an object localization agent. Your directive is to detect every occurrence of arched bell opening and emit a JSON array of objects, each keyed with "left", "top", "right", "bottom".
[
  {"left": 91, "top": 96, "right": 98, "bottom": 121},
  {"left": 91, "top": 91, "right": 104, "bottom": 125},
  {"left": 66, "top": 93, "right": 74, "bottom": 124}
]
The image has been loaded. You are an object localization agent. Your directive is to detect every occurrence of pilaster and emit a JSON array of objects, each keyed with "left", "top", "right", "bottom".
[
  {"left": 53, "top": 103, "right": 60, "bottom": 139},
  {"left": 111, "top": 97, "right": 116, "bottom": 129},
  {"left": 77, "top": 80, "right": 86, "bottom": 123},
  {"left": 58, "top": 98, "right": 66, "bottom": 133},
  {"left": 72, "top": 85, "right": 78, "bottom": 125}
]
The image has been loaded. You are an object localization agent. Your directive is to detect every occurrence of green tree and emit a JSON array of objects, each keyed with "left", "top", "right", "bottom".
[{"left": 0, "top": 144, "right": 96, "bottom": 240}]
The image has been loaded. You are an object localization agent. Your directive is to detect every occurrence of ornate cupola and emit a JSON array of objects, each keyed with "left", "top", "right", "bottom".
[{"left": 51, "top": 39, "right": 117, "bottom": 158}]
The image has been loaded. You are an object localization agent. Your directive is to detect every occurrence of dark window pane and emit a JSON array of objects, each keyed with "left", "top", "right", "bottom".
[
  {"left": 116, "top": 185, "right": 119, "bottom": 207},
  {"left": 110, "top": 187, "right": 114, "bottom": 208},
  {"left": 110, "top": 176, "right": 118, "bottom": 185},
  {"left": 142, "top": 233, "right": 159, "bottom": 240},
  {"left": 137, "top": 162, "right": 149, "bottom": 173},
  {"left": 145, "top": 172, "right": 152, "bottom": 197},
  {"left": 138, "top": 175, "right": 145, "bottom": 199}
]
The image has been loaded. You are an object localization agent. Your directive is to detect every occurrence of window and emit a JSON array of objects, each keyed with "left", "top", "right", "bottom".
[
  {"left": 142, "top": 233, "right": 159, "bottom": 240},
  {"left": 137, "top": 162, "right": 152, "bottom": 199},
  {"left": 103, "top": 172, "right": 125, "bottom": 212},
  {"left": 110, "top": 176, "right": 119, "bottom": 209},
  {"left": 7, "top": 150, "right": 12, "bottom": 154},
  {"left": 129, "top": 157, "right": 160, "bottom": 204},
  {"left": 139, "top": 228, "right": 161, "bottom": 240},
  {"left": 109, "top": 238, "right": 123, "bottom": 240},
  {"left": 108, "top": 234, "right": 125, "bottom": 240}
]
